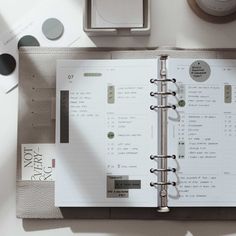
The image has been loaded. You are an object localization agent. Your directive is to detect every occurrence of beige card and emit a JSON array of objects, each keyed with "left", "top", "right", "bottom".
[{"left": 21, "top": 144, "right": 55, "bottom": 181}]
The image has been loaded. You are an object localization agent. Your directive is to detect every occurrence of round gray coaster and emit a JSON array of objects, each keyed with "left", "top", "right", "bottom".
[
  {"left": 187, "top": 0, "right": 236, "bottom": 23},
  {"left": 18, "top": 35, "right": 40, "bottom": 49},
  {"left": 0, "top": 53, "right": 16, "bottom": 76},
  {"left": 42, "top": 18, "right": 64, "bottom": 40}
]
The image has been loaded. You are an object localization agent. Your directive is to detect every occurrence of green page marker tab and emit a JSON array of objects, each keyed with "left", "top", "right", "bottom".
[
  {"left": 107, "top": 85, "right": 115, "bottom": 104},
  {"left": 84, "top": 73, "right": 102, "bottom": 77},
  {"left": 224, "top": 85, "right": 232, "bottom": 103}
]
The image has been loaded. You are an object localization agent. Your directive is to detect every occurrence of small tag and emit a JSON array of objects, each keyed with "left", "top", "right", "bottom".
[
  {"left": 178, "top": 141, "right": 185, "bottom": 159},
  {"left": 21, "top": 144, "right": 55, "bottom": 181},
  {"left": 107, "top": 175, "right": 129, "bottom": 198}
]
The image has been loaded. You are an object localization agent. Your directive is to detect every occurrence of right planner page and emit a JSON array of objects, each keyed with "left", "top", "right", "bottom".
[{"left": 167, "top": 58, "right": 236, "bottom": 206}]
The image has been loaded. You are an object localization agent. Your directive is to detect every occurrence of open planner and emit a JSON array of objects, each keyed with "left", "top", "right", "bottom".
[
  {"left": 55, "top": 57, "right": 236, "bottom": 209},
  {"left": 17, "top": 47, "right": 236, "bottom": 219}
]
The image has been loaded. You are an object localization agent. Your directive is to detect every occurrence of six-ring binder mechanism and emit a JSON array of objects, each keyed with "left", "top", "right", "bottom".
[{"left": 150, "top": 56, "right": 177, "bottom": 213}]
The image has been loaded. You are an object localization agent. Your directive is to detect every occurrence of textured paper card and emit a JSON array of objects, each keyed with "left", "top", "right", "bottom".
[
  {"left": 21, "top": 144, "right": 55, "bottom": 181},
  {"left": 0, "top": 0, "right": 82, "bottom": 93},
  {"left": 91, "top": 0, "right": 143, "bottom": 28}
]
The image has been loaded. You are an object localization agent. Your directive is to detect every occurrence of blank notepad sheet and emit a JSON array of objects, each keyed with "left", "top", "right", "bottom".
[{"left": 91, "top": 0, "right": 143, "bottom": 28}]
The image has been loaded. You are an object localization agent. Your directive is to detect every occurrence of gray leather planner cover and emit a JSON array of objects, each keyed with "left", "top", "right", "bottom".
[{"left": 17, "top": 47, "right": 236, "bottom": 219}]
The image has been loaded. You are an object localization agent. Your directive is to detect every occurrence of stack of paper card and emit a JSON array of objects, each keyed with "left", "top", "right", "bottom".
[{"left": 91, "top": 0, "right": 143, "bottom": 29}]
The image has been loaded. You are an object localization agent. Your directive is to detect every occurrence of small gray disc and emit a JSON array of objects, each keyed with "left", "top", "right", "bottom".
[
  {"left": 189, "top": 60, "right": 211, "bottom": 82},
  {"left": 0, "top": 53, "right": 16, "bottom": 76},
  {"left": 18, "top": 35, "right": 40, "bottom": 49},
  {"left": 42, "top": 18, "right": 64, "bottom": 40}
]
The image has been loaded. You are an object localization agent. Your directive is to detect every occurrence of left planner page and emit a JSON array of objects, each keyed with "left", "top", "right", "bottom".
[{"left": 55, "top": 59, "right": 158, "bottom": 207}]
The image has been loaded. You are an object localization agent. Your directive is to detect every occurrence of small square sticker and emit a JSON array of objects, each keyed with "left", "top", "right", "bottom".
[{"left": 107, "top": 175, "right": 129, "bottom": 198}]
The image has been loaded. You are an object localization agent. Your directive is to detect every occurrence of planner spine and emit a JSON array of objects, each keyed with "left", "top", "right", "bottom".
[{"left": 150, "top": 56, "right": 176, "bottom": 212}]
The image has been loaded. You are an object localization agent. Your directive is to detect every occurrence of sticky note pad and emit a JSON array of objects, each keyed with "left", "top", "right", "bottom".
[{"left": 91, "top": 0, "right": 143, "bottom": 29}]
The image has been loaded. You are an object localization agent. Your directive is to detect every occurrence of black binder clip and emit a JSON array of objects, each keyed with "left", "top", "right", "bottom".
[
  {"left": 150, "top": 78, "right": 176, "bottom": 83},
  {"left": 150, "top": 105, "right": 176, "bottom": 110}
]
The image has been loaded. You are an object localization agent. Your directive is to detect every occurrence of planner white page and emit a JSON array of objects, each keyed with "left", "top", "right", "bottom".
[
  {"left": 91, "top": 0, "right": 143, "bottom": 28},
  {"left": 167, "top": 58, "right": 236, "bottom": 206},
  {"left": 55, "top": 59, "right": 157, "bottom": 207}
]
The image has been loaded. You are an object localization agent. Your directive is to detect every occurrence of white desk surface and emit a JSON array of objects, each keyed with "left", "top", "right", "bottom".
[{"left": 1, "top": 0, "right": 236, "bottom": 235}]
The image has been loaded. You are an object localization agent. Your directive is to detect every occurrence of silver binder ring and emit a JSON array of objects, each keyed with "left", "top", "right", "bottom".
[
  {"left": 150, "top": 105, "right": 176, "bottom": 110},
  {"left": 150, "top": 181, "right": 176, "bottom": 187},
  {"left": 150, "top": 91, "right": 176, "bottom": 97},
  {"left": 150, "top": 78, "right": 176, "bottom": 84},
  {"left": 150, "top": 154, "right": 176, "bottom": 160},
  {"left": 150, "top": 168, "right": 176, "bottom": 173}
]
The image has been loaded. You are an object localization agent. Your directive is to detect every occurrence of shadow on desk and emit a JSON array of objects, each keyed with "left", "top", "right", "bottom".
[
  {"left": 22, "top": 219, "right": 236, "bottom": 236},
  {"left": 89, "top": 35, "right": 152, "bottom": 49}
]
